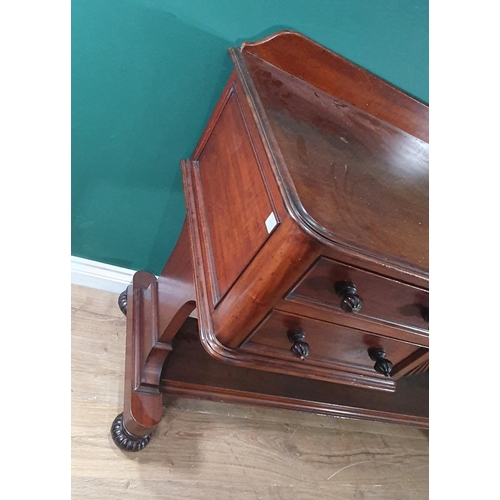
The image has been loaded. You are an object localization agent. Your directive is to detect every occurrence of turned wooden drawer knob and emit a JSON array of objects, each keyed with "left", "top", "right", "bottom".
[
  {"left": 368, "top": 348, "right": 393, "bottom": 377},
  {"left": 335, "top": 281, "right": 363, "bottom": 313},
  {"left": 421, "top": 306, "right": 429, "bottom": 323},
  {"left": 287, "top": 330, "right": 310, "bottom": 360}
]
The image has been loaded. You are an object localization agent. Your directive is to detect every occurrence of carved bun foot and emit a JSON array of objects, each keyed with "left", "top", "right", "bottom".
[
  {"left": 110, "top": 413, "right": 152, "bottom": 452},
  {"left": 118, "top": 289, "right": 128, "bottom": 316}
]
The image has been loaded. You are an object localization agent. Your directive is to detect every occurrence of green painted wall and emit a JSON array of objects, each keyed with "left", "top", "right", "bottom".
[{"left": 72, "top": 0, "right": 428, "bottom": 275}]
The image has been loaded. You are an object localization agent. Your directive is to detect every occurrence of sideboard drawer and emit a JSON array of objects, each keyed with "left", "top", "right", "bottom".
[
  {"left": 287, "top": 257, "right": 429, "bottom": 332},
  {"left": 242, "top": 310, "right": 427, "bottom": 390}
]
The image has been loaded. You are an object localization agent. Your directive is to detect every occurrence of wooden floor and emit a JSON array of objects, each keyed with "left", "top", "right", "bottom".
[{"left": 71, "top": 284, "right": 429, "bottom": 499}]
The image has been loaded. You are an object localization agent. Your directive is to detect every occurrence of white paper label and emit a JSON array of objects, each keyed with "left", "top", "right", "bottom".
[{"left": 265, "top": 212, "right": 277, "bottom": 233}]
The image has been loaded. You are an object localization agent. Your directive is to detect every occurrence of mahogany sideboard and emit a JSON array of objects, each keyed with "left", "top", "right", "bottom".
[{"left": 110, "top": 31, "right": 429, "bottom": 452}]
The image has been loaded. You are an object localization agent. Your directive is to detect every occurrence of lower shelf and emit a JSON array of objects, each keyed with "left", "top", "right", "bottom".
[{"left": 160, "top": 318, "right": 429, "bottom": 429}]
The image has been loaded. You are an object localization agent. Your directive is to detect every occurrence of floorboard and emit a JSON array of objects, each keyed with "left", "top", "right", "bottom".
[{"left": 71, "top": 284, "right": 428, "bottom": 499}]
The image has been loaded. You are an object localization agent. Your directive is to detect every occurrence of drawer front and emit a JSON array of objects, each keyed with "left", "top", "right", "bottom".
[
  {"left": 242, "top": 310, "right": 427, "bottom": 389},
  {"left": 287, "top": 257, "right": 429, "bottom": 332}
]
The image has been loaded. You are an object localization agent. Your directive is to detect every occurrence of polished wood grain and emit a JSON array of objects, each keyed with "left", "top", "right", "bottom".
[
  {"left": 184, "top": 157, "right": 322, "bottom": 349},
  {"left": 288, "top": 257, "right": 429, "bottom": 334},
  {"left": 241, "top": 310, "right": 425, "bottom": 391},
  {"left": 162, "top": 318, "right": 428, "bottom": 427},
  {"left": 121, "top": 219, "right": 196, "bottom": 439},
  {"left": 275, "top": 295, "right": 428, "bottom": 346},
  {"left": 72, "top": 285, "right": 429, "bottom": 500},
  {"left": 196, "top": 85, "right": 277, "bottom": 304},
  {"left": 240, "top": 52, "right": 429, "bottom": 275},
  {"left": 180, "top": 31, "right": 428, "bottom": 391},
  {"left": 239, "top": 30, "right": 429, "bottom": 142},
  {"left": 109, "top": 31, "right": 429, "bottom": 451},
  {"left": 391, "top": 348, "right": 430, "bottom": 379}
]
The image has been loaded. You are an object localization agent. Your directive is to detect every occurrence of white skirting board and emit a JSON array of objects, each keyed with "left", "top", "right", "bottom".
[
  {"left": 71, "top": 256, "right": 136, "bottom": 294},
  {"left": 71, "top": 256, "right": 198, "bottom": 318}
]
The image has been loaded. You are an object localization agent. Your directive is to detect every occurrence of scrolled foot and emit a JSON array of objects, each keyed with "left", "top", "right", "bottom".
[
  {"left": 110, "top": 412, "right": 152, "bottom": 452},
  {"left": 118, "top": 289, "right": 128, "bottom": 316}
]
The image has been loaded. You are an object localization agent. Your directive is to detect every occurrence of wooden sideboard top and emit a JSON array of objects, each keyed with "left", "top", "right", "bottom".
[
  {"left": 230, "top": 31, "right": 429, "bottom": 278},
  {"left": 240, "top": 31, "right": 428, "bottom": 142}
]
